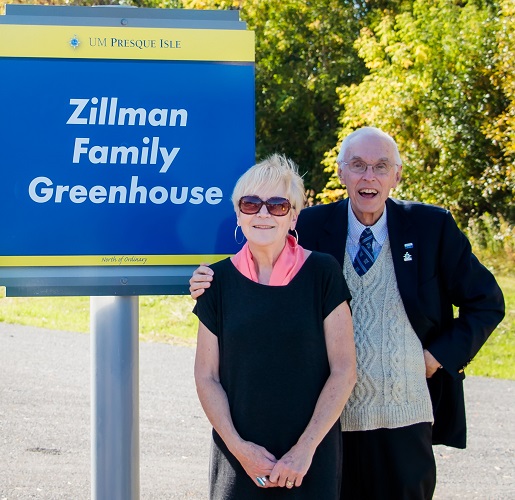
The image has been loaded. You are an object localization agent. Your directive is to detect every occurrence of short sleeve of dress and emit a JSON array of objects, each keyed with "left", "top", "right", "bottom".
[
  {"left": 319, "top": 253, "right": 352, "bottom": 320},
  {"left": 192, "top": 262, "right": 224, "bottom": 337}
]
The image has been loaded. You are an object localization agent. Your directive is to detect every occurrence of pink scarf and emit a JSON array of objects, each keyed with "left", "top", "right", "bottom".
[{"left": 231, "top": 235, "right": 307, "bottom": 286}]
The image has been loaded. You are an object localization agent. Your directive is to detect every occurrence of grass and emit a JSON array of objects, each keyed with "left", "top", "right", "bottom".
[
  {"left": 0, "top": 275, "right": 514, "bottom": 378},
  {"left": 0, "top": 291, "right": 198, "bottom": 346},
  {"left": 467, "top": 276, "right": 515, "bottom": 380}
]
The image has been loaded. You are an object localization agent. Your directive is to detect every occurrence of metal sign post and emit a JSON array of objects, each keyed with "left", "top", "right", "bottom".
[{"left": 91, "top": 296, "right": 140, "bottom": 500}]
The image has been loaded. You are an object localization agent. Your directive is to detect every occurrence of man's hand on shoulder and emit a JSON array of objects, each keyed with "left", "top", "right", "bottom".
[{"left": 189, "top": 264, "right": 214, "bottom": 299}]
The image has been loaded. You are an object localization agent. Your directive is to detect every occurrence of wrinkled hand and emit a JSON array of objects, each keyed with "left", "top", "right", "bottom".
[
  {"left": 189, "top": 264, "right": 213, "bottom": 299},
  {"left": 268, "top": 442, "right": 313, "bottom": 488},
  {"left": 235, "top": 441, "right": 279, "bottom": 488},
  {"left": 424, "top": 349, "right": 442, "bottom": 378}
]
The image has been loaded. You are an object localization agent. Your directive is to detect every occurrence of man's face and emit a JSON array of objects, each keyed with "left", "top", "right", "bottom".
[{"left": 338, "top": 133, "right": 402, "bottom": 226}]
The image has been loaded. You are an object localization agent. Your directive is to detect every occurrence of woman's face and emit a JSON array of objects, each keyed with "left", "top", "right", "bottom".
[{"left": 237, "top": 185, "right": 296, "bottom": 251}]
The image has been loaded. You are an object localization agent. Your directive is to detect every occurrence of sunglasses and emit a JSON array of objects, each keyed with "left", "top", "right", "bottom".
[{"left": 238, "top": 196, "right": 292, "bottom": 216}]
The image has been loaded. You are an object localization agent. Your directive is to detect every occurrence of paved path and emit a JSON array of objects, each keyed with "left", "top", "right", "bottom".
[{"left": 0, "top": 323, "right": 513, "bottom": 499}]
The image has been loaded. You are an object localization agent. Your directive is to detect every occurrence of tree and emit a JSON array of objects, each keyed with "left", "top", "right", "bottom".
[
  {"left": 482, "top": 0, "right": 515, "bottom": 223},
  {"left": 185, "top": 0, "right": 368, "bottom": 195},
  {"left": 321, "top": 0, "right": 512, "bottom": 228}
]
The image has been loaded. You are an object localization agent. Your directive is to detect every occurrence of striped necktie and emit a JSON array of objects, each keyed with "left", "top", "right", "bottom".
[{"left": 353, "top": 227, "right": 375, "bottom": 276}]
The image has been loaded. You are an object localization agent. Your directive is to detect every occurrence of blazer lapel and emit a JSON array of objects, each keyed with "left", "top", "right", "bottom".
[
  {"left": 322, "top": 199, "right": 349, "bottom": 267},
  {"left": 386, "top": 198, "right": 432, "bottom": 340}
]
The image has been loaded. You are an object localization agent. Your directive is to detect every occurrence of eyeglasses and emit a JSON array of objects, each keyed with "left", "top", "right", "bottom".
[
  {"left": 340, "top": 160, "right": 398, "bottom": 176},
  {"left": 238, "top": 196, "right": 292, "bottom": 216}
]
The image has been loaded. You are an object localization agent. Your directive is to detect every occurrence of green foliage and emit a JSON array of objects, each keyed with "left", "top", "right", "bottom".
[
  {"left": 468, "top": 276, "right": 515, "bottom": 379},
  {"left": 247, "top": 0, "right": 368, "bottom": 193},
  {"left": 466, "top": 213, "right": 515, "bottom": 276},
  {"left": 489, "top": 0, "right": 515, "bottom": 156},
  {"left": 322, "top": 0, "right": 513, "bottom": 229},
  {"left": 482, "top": 0, "right": 515, "bottom": 223},
  {"left": 185, "top": 0, "right": 369, "bottom": 193},
  {"left": 125, "top": 0, "right": 184, "bottom": 7}
]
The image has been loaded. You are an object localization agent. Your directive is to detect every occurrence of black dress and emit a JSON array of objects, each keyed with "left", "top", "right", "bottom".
[{"left": 193, "top": 251, "right": 351, "bottom": 499}]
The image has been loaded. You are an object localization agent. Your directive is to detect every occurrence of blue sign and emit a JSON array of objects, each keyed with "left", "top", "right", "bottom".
[{"left": 0, "top": 56, "right": 255, "bottom": 266}]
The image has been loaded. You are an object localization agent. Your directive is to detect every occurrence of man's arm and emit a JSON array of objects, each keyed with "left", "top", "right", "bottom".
[
  {"left": 425, "top": 212, "right": 505, "bottom": 378},
  {"left": 189, "top": 264, "right": 213, "bottom": 299}
]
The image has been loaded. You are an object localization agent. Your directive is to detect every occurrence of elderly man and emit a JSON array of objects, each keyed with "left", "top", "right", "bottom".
[{"left": 190, "top": 127, "right": 505, "bottom": 499}]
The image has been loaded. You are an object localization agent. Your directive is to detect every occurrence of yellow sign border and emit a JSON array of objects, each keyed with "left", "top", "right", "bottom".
[
  {"left": 0, "top": 255, "right": 231, "bottom": 267},
  {"left": 0, "top": 24, "right": 255, "bottom": 61}
]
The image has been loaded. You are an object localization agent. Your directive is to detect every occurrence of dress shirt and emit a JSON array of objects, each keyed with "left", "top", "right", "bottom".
[{"left": 346, "top": 201, "right": 388, "bottom": 261}]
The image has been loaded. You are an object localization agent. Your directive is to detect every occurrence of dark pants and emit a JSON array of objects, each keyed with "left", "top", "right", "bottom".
[{"left": 340, "top": 423, "right": 436, "bottom": 500}]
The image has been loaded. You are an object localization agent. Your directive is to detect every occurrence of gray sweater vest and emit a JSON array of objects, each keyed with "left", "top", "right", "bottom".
[{"left": 341, "top": 237, "right": 433, "bottom": 431}]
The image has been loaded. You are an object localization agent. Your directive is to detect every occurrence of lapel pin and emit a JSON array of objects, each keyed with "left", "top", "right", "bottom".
[
  {"left": 403, "top": 252, "right": 412, "bottom": 262},
  {"left": 404, "top": 242, "right": 413, "bottom": 249}
]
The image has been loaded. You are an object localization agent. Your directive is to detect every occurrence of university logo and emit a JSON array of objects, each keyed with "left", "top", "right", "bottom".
[{"left": 69, "top": 35, "right": 80, "bottom": 49}]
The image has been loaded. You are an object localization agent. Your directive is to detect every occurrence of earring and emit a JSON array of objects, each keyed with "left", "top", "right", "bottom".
[
  {"left": 291, "top": 228, "right": 299, "bottom": 244},
  {"left": 234, "top": 224, "right": 245, "bottom": 245}
]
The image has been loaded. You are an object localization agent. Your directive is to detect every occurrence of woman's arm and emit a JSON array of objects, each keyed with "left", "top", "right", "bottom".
[
  {"left": 194, "top": 321, "right": 278, "bottom": 487},
  {"left": 269, "top": 301, "right": 357, "bottom": 488}
]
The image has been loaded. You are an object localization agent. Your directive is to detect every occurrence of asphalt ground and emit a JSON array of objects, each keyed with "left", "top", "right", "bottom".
[{"left": 0, "top": 323, "right": 514, "bottom": 499}]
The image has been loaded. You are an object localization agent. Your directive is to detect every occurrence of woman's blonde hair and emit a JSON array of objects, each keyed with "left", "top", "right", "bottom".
[{"left": 231, "top": 154, "right": 306, "bottom": 214}]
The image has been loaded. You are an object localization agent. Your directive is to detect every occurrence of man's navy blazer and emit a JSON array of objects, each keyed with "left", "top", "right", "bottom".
[{"left": 296, "top": 197, "right": 505, "bottom": 448}]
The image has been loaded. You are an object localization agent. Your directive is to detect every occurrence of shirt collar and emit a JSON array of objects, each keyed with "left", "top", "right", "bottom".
[{"left": 348, "top": 200, "right": 388, "bottom": 245}]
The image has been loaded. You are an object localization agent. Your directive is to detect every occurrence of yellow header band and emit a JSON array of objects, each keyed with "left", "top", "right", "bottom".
[
  {"left": 0, "top": 255, "right": 231, "bottom": 267},
  {"left": 0, "top": 24, "right": 254, "bottom": 61}
]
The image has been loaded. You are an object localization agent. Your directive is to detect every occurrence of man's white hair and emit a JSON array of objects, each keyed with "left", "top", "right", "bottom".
[{"left": 336, "top": 127, "right": 402, "bottom": 166}]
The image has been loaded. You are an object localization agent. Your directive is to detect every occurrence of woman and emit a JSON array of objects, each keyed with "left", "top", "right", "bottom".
[{"left": 193, "top": 154, "right": 356, "bottom": 499}]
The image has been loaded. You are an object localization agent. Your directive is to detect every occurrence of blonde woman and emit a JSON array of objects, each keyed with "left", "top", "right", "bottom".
[{"left": 193, "top": 154, "right": 356, "bottom": 499}]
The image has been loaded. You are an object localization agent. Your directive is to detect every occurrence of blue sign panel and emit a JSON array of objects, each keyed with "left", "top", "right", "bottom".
[{"left": 0, "top": 56, "right": 255, "bottom": 265}]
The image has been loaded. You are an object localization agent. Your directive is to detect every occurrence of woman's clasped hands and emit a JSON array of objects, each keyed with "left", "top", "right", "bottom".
[{"left": 238, "top": 439, "right": 313, "bottom": 489}]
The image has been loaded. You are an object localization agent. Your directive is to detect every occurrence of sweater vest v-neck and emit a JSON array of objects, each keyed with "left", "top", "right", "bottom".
[{"left": 341, "top": 237, "right": 433, "bottom": 431}]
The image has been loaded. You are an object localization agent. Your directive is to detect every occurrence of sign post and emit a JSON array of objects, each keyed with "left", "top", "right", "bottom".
[
  {"left": 0, "top": 5, "right": 255, "bottom": 499},
  {"left": 91, "top": 296, "right": 140, "bottom": 499}
]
